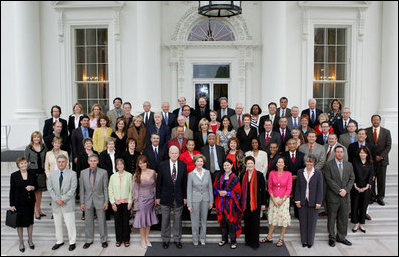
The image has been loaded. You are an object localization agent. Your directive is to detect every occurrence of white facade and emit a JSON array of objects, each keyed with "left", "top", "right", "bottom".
[{"left": 1, "top": 1, "right": 398, "bottom": 169}]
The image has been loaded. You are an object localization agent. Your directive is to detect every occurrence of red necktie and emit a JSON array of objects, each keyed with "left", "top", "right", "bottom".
[
  {"left": 265, "top": 133, "right": 270, "bottom": 145},
  {"left": 326, "top": 146, "right": 332, "bottom": 160},
  {"left": 374, "top": 128, "right": 378, "bottom": 143},
  {"left": 291, "top": 153, "right": 295, "bottom": 163},
  {"left": 238, "top": 116, "right": 241, "bottom": 127},
  {"left": 281, "top": 130, "right": 285, "bottom": 143}
]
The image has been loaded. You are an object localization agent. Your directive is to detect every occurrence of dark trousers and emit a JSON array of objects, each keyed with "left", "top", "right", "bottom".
[
  {"left": 371, "top": 162, "right": 387, "bottom": 200},
  {"left": 221, "top": 214, "right": 236, "bottom": 244},
  {"left": 351, "top": 189, "right": 370, "bottom": 224},
  {"left": 298, "top": 200, "right": 318, "bottom": 246},
  {"left": 114, "top": 203, "right": 130, "bottom": 243},
  {"left": 243, "top": 208, "right": 260, "bottom": 248},
  {"left": 327, "top": 198, "right": 349, "bottom": 241}
]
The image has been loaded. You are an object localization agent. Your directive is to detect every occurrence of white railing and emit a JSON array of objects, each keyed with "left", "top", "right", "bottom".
[{"left": 1, "top": 125, "right": 11, "bottom": 151}]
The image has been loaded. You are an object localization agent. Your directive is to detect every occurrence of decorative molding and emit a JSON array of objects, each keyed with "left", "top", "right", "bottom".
[
  {"left": 298, "top": 1, "right": 370, "bottom": 8},
  {"left": 56, "top": 10, "right": 65, "bottom": 43},
  {"left": 52, "top": 1, "right": 124, "bottom": 9},
  {"left": 113, "top": 11, "right": 121, "bottom": 41},
  {"left": 357, "top": 9, "right": 366, "bottom": 41}
]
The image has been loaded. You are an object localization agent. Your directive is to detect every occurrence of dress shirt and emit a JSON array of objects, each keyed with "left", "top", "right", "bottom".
[
  {"left": 295, "top": 168, "right": 315, "bottom": 203},
  {"left": 342, "top": 118, "right": 350, "bottom": 128},
  {"left": 108, "top": 149, "right": 116, "bottom": 174},
  {"left": 193, "top": 168, "right": 204, "bottom": 180},
  {"left": 89, "top": 167, "right": 97, "bottom": 186},
  {"left": 152, "top": 145, "right": 159, "bottom": 154},
  {"left": 144, "top": 112, "right": 150, "bottom": 123},
  {"left": 269, "top": 114, "right": 275, "bottom": 124},
  {"left": 73, "top": 114, "right": 83, "bottom": 129},
  {"left": 292, "top": 117, "right": 299, "bottom": 128},
  {"left": 349, "top": 133, "right": 356, "bottom": 144},
  {"left": 53, "top": 117, "right": 60, "bottom": 124},
  {"left": 373, "top": 126, "right": 381, "bottom": 139},
  {"left": 163, "top": 112, "right": 169, "bottom": 123},
  {"left": 310, "top": 109, "right": 316, "bottom": 122},
  {"left": 116, "top": 109, "right": 123, "bottom": 117},
  {"left": 358, "top": 141, "right": 366, "bottom": 148},
  {"left": 335, "top": 159, "right": 343, "bottom": 170},
  {"left": 323, "top": 133, "right": 329, "bottom": 144},
  {"left": 209, "top": 145, "right": 220, "bottom": 171},
  {"left": 81, "top": 126, "right": 89, "bottom": 138},
  {"left": 290, "top": 150, "right": 296, "bottom": 159},
  {"left": 169, "top": 160, "right": 178, "bottom": 178},
  {"left": 280, "top": 108, "right": 287, "bottom": 117}
]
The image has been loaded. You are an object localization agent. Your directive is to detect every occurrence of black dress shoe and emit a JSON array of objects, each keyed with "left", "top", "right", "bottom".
[
  {"left": 162, "top": 242, "right": 169, "bottom": 249},
  {"left": 69, "top": 243, "right": 76, "bottom": 251},
  {"left": 19, "top": 247, "right": 25, "bottom": 252},
  {"left": 35, "top": 215, "right": 41, "bottom": 220},
  {"left": 337, "top": 239, "right": 352, "bottom": 246},
  {"left": 52, "top": 242, "right": 64, "bottom": 250},
  {"left": 83, "top": 242, "right": 93, "bottom": 249},
  {"left": 29, "top": 243, "right": 35, "bottom": 249},
  {"left": 302, "top": 243, "right": 308, "bottom": 247},
  {"left": 307, "top": 244, "right": 312, "bottom": 248},
  {"left": 377, "top": 199, "right": 385, "bottom": 206},
  {"left": 102, "top": 242, "right": 108, "bottom": 248},
  {"left": 40, "top": 213, "right": 46, "bottom": 217},
  {"left": 328, "top": 239, "right": 335, "bottom": 247},
  {"left": 175, "top": 242, "right": 183, "bottom": 249}
]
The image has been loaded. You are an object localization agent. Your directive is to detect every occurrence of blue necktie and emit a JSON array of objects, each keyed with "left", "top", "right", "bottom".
[
  {"left": 164, "top": 113, "right": 168, "bottom": 124},
  {"left": 83, "top": 128, "right": 88, "bottom": 138},
  {"left": 324, "top": 135, "right": 327, "bottom": 144},
  {"left": 154, "top": 147, "right": 158, "bottom": 162},
  {"left": 294, "top": 118, "right": 297, "bottom": 128}
]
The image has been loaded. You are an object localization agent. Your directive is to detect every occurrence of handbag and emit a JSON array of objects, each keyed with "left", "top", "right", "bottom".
[{"left": 6, "top": 210, "right": 17, "bottom": 228}]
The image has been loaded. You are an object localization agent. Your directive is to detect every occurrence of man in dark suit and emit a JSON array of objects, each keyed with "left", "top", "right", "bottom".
[
  {"left": 146, "top": 112, "right": 171, "bottom": 147},
  {"left": 172, "top": 97, "right": 194, "bottom": 117},
  {"left": 316, "top": 121, "right": 331, "bottom": 145},
  {"left": 258, "top": 119, "right": 282, "bottom": 154},
  {"left": 287, "top": 106, "right": 301, "bottom": 131},
  {"left": 301, "top": 98, "right": 323, "bottom": 129},
  {"left": 161, "top": 102, "right": 176, "bottom": 130},
  {"left": 276, "top": 117, "right": 292, "bottom": 153},
  {"left": 324, "top": 146, "right": 354, "bottom": 247},
  {"left": 200, "top": 133, "right": 226, "bottom": 182},
  {"left": 43, "top": 105, "right": 68, "bottom": 138},
  {"left": 140, "top": 101, "right": 155, "bottom": 127},
  {"left": 277, "top": 97, "right": 291, "bottom": 118},
  {"left": 194, "top": 97, "right": 210, "bottom": 122},
  {"left": 143, "top": 133, "right": 167, "bottom": 172},
  {"left": 71, "top": 115, "right": 94, "bottom": 165},
  {"left": 366, "top": 114, "right": 392, "bottom": 206},
  {"left": 347, "top": 129, "right": 376, "bottom": 164},
  {"left": 283, "top": 138, "right": 305, "bottom": 218},
  {"left": 167, "top": 126, "right": 188, "bottom": 154},
  {"left": 181, "top": 105, "right": 197, "bottom": 132},
  {"left": 333, "top": 107, "right": 358, "bottom": 137},
  {"left": 230, "top": 103, "right": 244, "bottom": 131},
  {"left": 216, "top": 97, "right": 235, "bottom": 122},
  {"left": 259, "top": 102, "right": 280, "bottom": 134},
  {"left": 44, "top": 120, "right": 70, "bottom": 154},
  {"left": 122, "top": 102, "right": 134, "bottom": 128},
  {"left": 156, "top": 146, "right": 188, "bottom": 249}
]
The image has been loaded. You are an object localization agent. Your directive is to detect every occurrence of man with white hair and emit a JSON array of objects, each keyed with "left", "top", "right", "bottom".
[
  {"left": 230, "top": 103, "right": 244, "bottom": 130},
  {"left": 287, "top": 106, "right": 301, "bottom": 131},
  {"left": 156, "top": 145, "right": 188, "bottom": 249},
  {"left": 140, "top": 101, "right": 155, "bottom": 127},
  {"left": 301, "top": 98, "right": 323, "bottom": 129},
  {"left": 161, "top": 102, "right": 176, "bottom": 130}
]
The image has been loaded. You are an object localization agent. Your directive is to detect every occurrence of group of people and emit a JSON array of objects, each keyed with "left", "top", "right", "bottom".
[{"left": 9, "top": 96, "right": 392, "bottom": 252}]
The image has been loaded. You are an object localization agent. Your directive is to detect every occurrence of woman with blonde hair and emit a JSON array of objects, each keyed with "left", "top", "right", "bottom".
[
  {"left": 24, "top": 131, "right": 47, "bottom": 220},
  {"left": 127, "top": 115, "right": 147, "bottom": 153},
  {"left": 44, "top": 137, "right": 69, "bottom": 178},
  {"left": 209, "top": 110, "right": 220, "bottom": 134},
  {"left": 88, "top": 103, "right": 104, "bottom": 130},
  {"left": 194, "top": 118, "right": 210, "bottom": 151},
  {"left": 314, "top": 113, "right": 334, "bottom": 136},
  {"left": 93, "top": 115, "right": 113, "bottom": 152}
]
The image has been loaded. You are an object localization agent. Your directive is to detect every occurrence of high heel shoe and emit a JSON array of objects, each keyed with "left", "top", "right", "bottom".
[
  {"left": 19, "top": 245, "right": 25, "bottom": 252},
  {"left": 29, "top": 241, "right": 35, "bottom": 249}
]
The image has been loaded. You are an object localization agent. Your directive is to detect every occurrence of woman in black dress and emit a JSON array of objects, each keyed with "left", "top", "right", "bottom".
[
  {"left": 122, "top": 138, "right": 140, "bottom": 174},
  {"left": 236, "top": 113, "right": 258, "bottom": 153},
  {"left": 111, "top": 117, "right": 128, "bottom": 155},
  {"left": 351, "top": 146, "right": 374, "bottom": 233},
  {"left": 10, "top": 157, "right": 37, "bottom": 252}
]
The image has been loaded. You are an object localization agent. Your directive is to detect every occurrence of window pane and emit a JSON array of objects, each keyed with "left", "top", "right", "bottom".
[
  {"left": 323, "top": 83, "right": 335, "bottom": 98},
  {"left": 336, "top": 64, "right": 346, "bottom": 80},
  {"left": 85, "top": 29, "right": 96, "bottom": 45},
  {"left": 97, "top": 29, "right": 108, "bottom": 45},
  {"left": 337, "top": 46, "right": 346, "bottom": 63},
  {"left": 328, "top": 46, "right": 336, "bottom": 63},
  {"left": 314, "top": 64, "right": 325, "bottom": 81},
  {"left": 314, "top": 46, "right": 325, "bottom": 63},
  {"left": 98, "top": 99, "right": 109, "bottom": 114},
  {"left": 97, "top": 47, "right": 107, "bottom": 63},
  {"left": 88, "top": 100, "right": 100, "bottom": 112},
  {"left": 98, "top": 64, "right": 108, "bottom": 81},
  {"left": 195, "top": 83, "right": 210, "bottom": 110},
  {"left": 337, "top": 29, "right": 346, "bottom": 45},
  {"left": 314, "top": 28, "right": 325, "bottom": 45},
  {"left": 77, "top": 83, "right": 87, "bottom": 99},
  {"left": 213, "top": 83, "right": 228, "bottom": 112},
  {"left": 86, "top": 47, "right": 97, "bottom": 64},
  {"left": 327, "top": 64, "right": 336, "bottom": 80},
  {"left": 76, "top": 64, "right": 85, "bottom": 81},
  {"left": 193, "top": 65, "right": 230, "bottom": 78},
  {"left": 86, "top": 64, "right": 98, "bottom": 80},
  {"left": 336, "top": 83, "right": 345, "bottom": 98},
  {"left": 88, "top": 83, "right": 99, "bottom": 99},
  {"left": 313, "top": 83, "right": 323, "bottom": 98},
  {"left": 328, "top": 28, "right": 336, "bottom": 45},
  {"left": 76, "top": 29, "right": 85, "bottom": 46},
  {"left": 99, "top": 83, "right": 109, "bottom": 99},
  {"left": 188, "top": 19, "right": 235, "bottom": 41},
  {"left": 76, "top": 47, "right": 85, "bottom": 64}
]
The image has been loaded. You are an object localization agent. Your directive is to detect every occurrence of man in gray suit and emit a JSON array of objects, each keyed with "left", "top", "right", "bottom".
[
  {"left": 338, "top": 121, "right": 358, "bottom": 149},
  {"left": 107, "top": 97, "right": 123, "bottom": 131},
  {"left": 230, "top": 103, "right": 244, "bottom": 131},
  {"left": 298, "top": 131, "right": 326, "bottom": 171},
  {"left": 287, "top": 106, "right": 300, "bottom": 131},
  {"left": 324, "top": 146, "right": 354, "bottom": 247},
  {"left": 80, "top": 154, "right": 109, "bottom": 249},
  {"left": 324, "top": 134, "right": 348, "bottom": 162},
  {"left": 47, "top": 154, "right": 77, "bottom": 251}
]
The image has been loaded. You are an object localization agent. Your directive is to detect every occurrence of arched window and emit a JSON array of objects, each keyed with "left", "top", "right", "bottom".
[{"left": 188, "top": 19, "right": 235, "bottom": 41}]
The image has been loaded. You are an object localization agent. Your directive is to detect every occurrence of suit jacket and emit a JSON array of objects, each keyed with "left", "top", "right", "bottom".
[
  {"left": 71, "top": 126, "right": 94, "bottom": 159},
  {"left": 217, "top": 108, "right": 236, "bottom": 121},
  {"left": 146, "top": 124, "right": 171, "bottom": 147},
  {"left": 80, "top": 167, "right": 109, "bottom": 209},
  {"left": 140, "top": 111, "right": 155, "bottom": 127},
  {"left": 347, "top": 142, "right": 376, "bottom": 164},
  {"left": 298, "top": 143, "right": 326, "bottom": 171},
  {"left": 68, "top": 115, "right": 83, "bottom": 135},
  {"left": 76, "top": 150, "right": 99, "bottom": 173},
  {"left": 10, "top": 170, "right": 37, "bottom": 208},
  {"left": 366, "top": 126, "right": 392, "bottom": 165},
  {"left": 161, "top": 112, "right": 176, "bottom": 130},
  {"left": 333, "top": 118, "right": 358, "bottom": 137},
  {"left": 98, "top": 150, "right": 121, "bottom": 178},
  {"left": 282, "top": 151, "right": 305, "bottom": 177},
  {"left": 277, "top": 107, "right": 292, "bottom": 118},
  {"left": 258, "top": 131, "right": 282, "bottom": 154},
  {"left": 107, "top": 108, "right": 123, "bottom": 131},
  {"left": 171, "top": 127, "right": 194, "bottom": 140},
  {"left": 324, "top": 143, "right": 348, "bottom": 162},
  {"left": 259, "top": 115, "right": 280, "bottom": 135},
  {"left": 43, "top": 117, "right": 68, "bottom": 138},
  {"left": 294, "top": 168, "right": 323, "bottom": 207},
  {"left": 323, "top": 160, "right": 355, "bottom": 204},
  {"left": 352, "top": 159, "right": 374, "bottom": 188},
  {"left": 173, "top": 107, "right": 195, "bottom": 118},
  {"left": 168, "top": 137, "right": 188, "bottom": 154},
  {"left": 127, "top": 125, "right": 147, "bottom": 153},
  {"left": 276, "top": 128, "right": 293, "bottom": 153},
  {"left": 200, "top": 144, "right": 226, "bottom": 172},
  {"left": 156, "top": 160, "right": 188, "bottom": 207},
  {"left": 301, "top": 108, "right": 323, "bottom": 128},
  {"left": 287, "top": 116, "right": 300, "bottom": 131},
  {"left": 338, "top": 133, "right": 357, "bottom": 149},
  {"left": 47, "top": 168, "right": 77, "bottom": 213},
  {"left": 230, "top": 114, "right": 243, "bottom": 131},
  {"left": 187, "top": 168, "right": 214, "bottom": 207},
  {"left": 194, "top": 107, "right": 211, "bottom": 123},
  {"left": 316, "top": 133, "right": 330, "bottom": 145},
  {"left": 183, "top": 115, "right": 197, "bottom": 132},
  {"left": 143, "top": 144, "right": 168, "bottom": 172}
]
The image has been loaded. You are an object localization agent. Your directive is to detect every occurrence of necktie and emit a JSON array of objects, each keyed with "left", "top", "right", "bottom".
[
  {"left": 294, "top": 118, "right": 298, "bottom": 128},
  {"left": 265, "top": 133, "right": 270, "bottom": 145},
  {"left": 154, "top": 147, "right": 158, "bottom": 162},
  {"left": 282, "top": 109, "right": 285, "bottom": 117},
  {"left": 326, "top": 146, "right": 332, "bottom": 160},
  {"left": 238, "top": 115, "right": 242, "bottom": 127},
  {"left": 186, "top": 118, "right": 189, "bottom": 128},
  {"left": 338, "top": 163, "right": 343, "bottom": 180},
  {"left": 344, "top": 120, "right": 347, "bottom": 129},
  {"left": 164, "top": 113, "right": 168, "bottom": 124},
  {"left": 90, "top": 169, "right": 94, "bottom": 188},
  {"left": 374, "top": 128, "right": 378, "bottom": 143},
  {"left": 291, "top": 153, "right": 295, "bottom": 163},
  {"left": 59, "top": 171, "right": 63, "bottom": 189},
  {"left": 309, "top": 144, "right": 313, "bottom": 154},
  {"left": 324, "top": 135, "right": 328, "bottom": 144},
  {"left": 178, "top": 138, "right": 182, "bottom": 148},
  {"left": 281, "top": 130, "right": 285, "bottom": 143},
  {"left": 172, "top": 163, "right": 177, "bottom": 184},
  {"left": 84, "top": 128, "right": 88, "bottom": 138},
  {"left": 311, "top": 110, "right": 315, "bottom": 123},
  {"left": 145, "top": 113, "right": 149, "bottom": 125},
  {"left": 210, "top": 147, "right": 215, "bottom": 173},
  {"left": 201, "top": 109, "right": 204, "bottom": 116}
]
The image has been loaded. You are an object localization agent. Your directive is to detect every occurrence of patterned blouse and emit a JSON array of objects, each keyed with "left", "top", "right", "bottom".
[
  {"left": 217, "top": 129, "right": 236, "bottom": 153},
  {"left": 327, "top": 110, "right": 342, "bottom": 126}
]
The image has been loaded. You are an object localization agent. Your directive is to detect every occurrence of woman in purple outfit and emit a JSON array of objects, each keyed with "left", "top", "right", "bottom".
[{"left": 132, "top": 155, "right": 158, "bottom": 249}]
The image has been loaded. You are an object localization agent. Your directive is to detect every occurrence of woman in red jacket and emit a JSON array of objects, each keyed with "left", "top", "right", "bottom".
[{"left": 179, "top": 139, "right": 200, "bottom": 173}]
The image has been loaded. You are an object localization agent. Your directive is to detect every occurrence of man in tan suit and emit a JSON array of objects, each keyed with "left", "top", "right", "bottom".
[
  {"left": 107, "top": 97, "right": 123, "bottom": 131},
  {"left": 338, "top": 121, "right": 358, "bottom": 149}
]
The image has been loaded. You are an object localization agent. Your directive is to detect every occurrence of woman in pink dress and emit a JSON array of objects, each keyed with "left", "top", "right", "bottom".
[{"left": 261, "top": 157, "right": 292, "bottom": 247}]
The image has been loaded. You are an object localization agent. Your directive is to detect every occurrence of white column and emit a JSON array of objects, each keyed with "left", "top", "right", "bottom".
[
  {"left": 261, "top": 2, "right": 286, "bottom": 111},
  {"left": 14, "top": 1, "right": 45, "bottom": 119},
  {"left": 379, "top": 1, "right": 398, "bottom": 144},
  {"left": 137, "top": 1, "right": 162, "bottom": 111}
]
